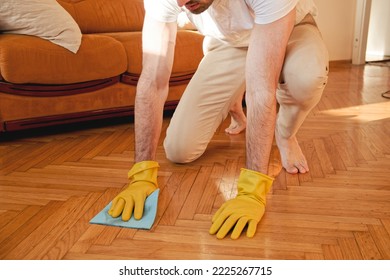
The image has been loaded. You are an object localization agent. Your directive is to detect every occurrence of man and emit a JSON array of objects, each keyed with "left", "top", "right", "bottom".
[{"left": 108, "top": 0, "right": 329, "bottom": 239}]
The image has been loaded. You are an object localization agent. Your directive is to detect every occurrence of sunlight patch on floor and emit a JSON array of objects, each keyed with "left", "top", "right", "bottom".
[{"left": 319, "top": 101, "right": 390, "bottom": 122}]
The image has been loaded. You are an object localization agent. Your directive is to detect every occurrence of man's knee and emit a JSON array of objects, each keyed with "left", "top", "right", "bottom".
[
  {"left": 163, "top": 137, "right": 204, "bottom": 164},
  {"left": 283, "top": 59, "right": 328, "bottom": 104},
  {"left": 303, "top": 65, "right": 328, "bottom": 103},
  {"left": 301, "top": 67, "right": 328, "bottom": 98}
]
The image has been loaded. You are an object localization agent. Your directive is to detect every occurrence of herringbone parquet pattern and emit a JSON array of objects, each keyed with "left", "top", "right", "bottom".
[{"left": 1, "top": 61, "right": 389, "bottom": 260}]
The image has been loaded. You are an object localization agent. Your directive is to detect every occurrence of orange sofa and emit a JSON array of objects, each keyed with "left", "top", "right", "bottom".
[{"left": 0, "top": 0, "right": 204, "bottom": 131}]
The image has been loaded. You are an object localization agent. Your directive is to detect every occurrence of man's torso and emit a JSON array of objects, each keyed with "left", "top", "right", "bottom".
[{"left": 144, "top": 0, "right": 318, "bottom": 47}]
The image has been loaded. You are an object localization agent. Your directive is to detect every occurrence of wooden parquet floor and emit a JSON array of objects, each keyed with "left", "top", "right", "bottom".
[{"left": 0, "top": 62, "right": 389, "bottom": 260}]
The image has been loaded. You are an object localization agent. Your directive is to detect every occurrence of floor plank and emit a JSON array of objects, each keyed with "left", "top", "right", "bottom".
[{"left": 0, "top": 61, "right": 389, "bottom": 260}]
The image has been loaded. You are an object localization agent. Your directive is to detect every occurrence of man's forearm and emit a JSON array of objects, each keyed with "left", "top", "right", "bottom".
[
  {"left": 245, "top": 90, "right": 277, "bottom": 174},
  {"left": 134, "top": 78, "right": 169, "bottom": 162},
  {"left": 133, "top": 18, "right": 177, "bottom": 163},
  {"left": 245, "top": 9, "right": 296, "bottom": 174}
]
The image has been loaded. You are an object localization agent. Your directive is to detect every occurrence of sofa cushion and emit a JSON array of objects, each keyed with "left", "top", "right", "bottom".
[
  {"left": 58, "top": 0, "right": 145, "bottom": 34},
  {"left": 0, "top": 34, "right": 127, "bottom": 84},
  {"left": 0, "top": 0, "right": 82, "bottom": 53},
  {"left": 104, "top": 30, "right": 204, "bottom": 76}
]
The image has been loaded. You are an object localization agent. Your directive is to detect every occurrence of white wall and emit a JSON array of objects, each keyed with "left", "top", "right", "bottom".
[
  {"left": 312, "top": 0, "right": 357, "bottom": 61},
  {"left": 366, "top": 0, "right": 390, "bottom": 59}
]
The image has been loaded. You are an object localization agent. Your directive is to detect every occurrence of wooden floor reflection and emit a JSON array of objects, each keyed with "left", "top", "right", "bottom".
[{"left": 0, "top": 61, "right": 389, "bottom": 260}]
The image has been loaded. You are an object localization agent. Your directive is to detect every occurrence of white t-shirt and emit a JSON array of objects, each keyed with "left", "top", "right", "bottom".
[{"left": 144, "top": 0, "right": 318, "bottom": 47}]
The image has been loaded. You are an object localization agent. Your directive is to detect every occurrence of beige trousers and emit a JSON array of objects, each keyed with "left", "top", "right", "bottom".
[{"left": 164, "top": 23, "right": 329, "bottom": 163}]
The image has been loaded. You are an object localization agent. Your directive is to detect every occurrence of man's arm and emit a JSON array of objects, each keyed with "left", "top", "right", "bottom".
[
  {"left": 209, "top": 9, "right": 296, "bottom": 239},
  {"left": 108, "top": 17, "right": 177, "bottom": 221},
  {"left": 135, "top": 16, "right": 177, "bottom": 162},
  {"left": 245, "top": 8, "right": 295, "bottom": 174}
]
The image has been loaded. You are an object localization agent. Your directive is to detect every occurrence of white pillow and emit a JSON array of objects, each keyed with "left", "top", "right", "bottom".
[{"left": 0, "top": 0, "right": 82, "bottom": 53}]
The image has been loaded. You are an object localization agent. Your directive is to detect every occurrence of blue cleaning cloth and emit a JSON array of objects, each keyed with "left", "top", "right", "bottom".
[{"left": 90, "top": 189, "right": 159, "bottom": 230}]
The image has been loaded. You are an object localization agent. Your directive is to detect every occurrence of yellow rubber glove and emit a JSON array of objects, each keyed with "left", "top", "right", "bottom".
[
  {"left": 209, "top": 168, "right": 273, "bottom": 239},
  {"left": 108, "top": 161, "right": 159, "bottom": 221}
]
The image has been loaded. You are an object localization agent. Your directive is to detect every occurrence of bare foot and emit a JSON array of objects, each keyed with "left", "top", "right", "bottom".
[
  {"left": 275, "top": 126, "right": 309, "bottom": 174},
  {"left": 225, "top": 105, "right": 247, "bottom": 135}
]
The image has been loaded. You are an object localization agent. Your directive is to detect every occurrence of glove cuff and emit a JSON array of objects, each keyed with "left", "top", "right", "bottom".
[
  {"left": 128, "top": 160, "right": 160, "bottom": 187},
  {"left": 128, "top": 161, "right": 159, "bottom": 177},
  {"left": 237, "top": 168, "right": 274, "bottom": 204}
]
